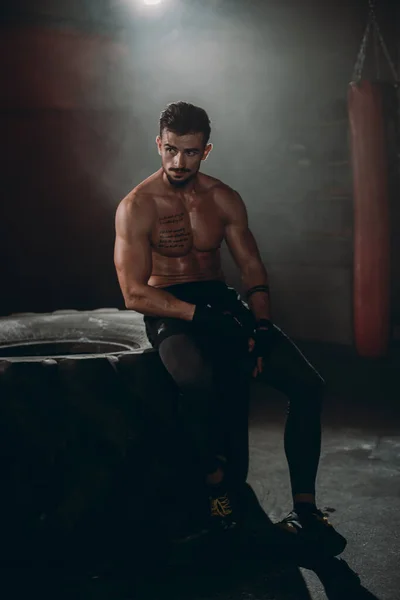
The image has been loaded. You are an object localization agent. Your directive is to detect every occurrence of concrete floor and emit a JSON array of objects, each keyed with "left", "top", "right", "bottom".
[
  {"left": 247, "top": 342, "right": 400, "bottom": 600},
  {"left": 2, "top": 342, "right": 400, "bottom": 600}
]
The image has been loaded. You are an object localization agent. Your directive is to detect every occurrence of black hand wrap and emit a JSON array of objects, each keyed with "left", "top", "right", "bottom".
[
  {"left": 192, "top": 304, "right": 246, "bottom": 339},
  {"left": 252, "top": 318, "right": 276, "bottom": 357}
]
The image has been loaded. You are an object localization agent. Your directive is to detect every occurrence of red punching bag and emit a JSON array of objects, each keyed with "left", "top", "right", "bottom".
[{"left": 348, "top": 80, "right": 390, "bottom": 357}]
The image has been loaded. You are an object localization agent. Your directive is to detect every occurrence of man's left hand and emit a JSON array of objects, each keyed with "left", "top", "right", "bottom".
[{"left": 248, "top": 320, "right": 275, "bottom": 378}]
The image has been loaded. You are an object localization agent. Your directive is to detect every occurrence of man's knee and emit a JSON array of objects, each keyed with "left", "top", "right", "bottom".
[
  {"left": 286, "top": 371, "right": 325, "bottom": 414},
  {"left": 297, "top": 360, "right": 325, "bottom": 399},
  {"left": 287, "top": 370, "right": 326, "bottom": 412}
]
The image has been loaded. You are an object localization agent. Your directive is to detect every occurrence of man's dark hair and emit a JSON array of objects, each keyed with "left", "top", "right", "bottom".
[{"left": 159, "top": 101, "right": 211, "bottom": 145}]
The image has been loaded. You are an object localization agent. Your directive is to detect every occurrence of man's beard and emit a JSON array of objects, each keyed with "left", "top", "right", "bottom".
[{"left": 165, "top": 169, "right": 197, "bottom": 189}]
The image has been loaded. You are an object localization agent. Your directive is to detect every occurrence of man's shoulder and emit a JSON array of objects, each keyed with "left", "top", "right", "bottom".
[
  {"left": 209, "top": 179, "right": 243, "bottom": 208},
  {"left": 199, "top": 173, "right": 232, "bottom": 195},
  {"left": 118, "top": 190, "right": 152, "bottom": 211},
  {"left": 119, "top": 171, "right": 163, "bottom": 212},
  {"left": 207, "top": 179, "right": 247, "bottom": 225},
  {"left": 116, "top": 188, "right": 157, "bottom": 228},
  {"left": 198, "top": 174, "right": 241, "bottom": 210}
]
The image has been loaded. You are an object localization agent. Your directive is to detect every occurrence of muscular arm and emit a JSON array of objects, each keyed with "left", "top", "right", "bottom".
[
  {"left": 114, "top": 194, "right": 195, "bottom": 320},
  {"left": 221, "top": 189, "right": 271, "bottom": 321}
]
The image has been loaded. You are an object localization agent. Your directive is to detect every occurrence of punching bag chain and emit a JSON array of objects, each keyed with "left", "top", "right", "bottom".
[
  {"left": 352, "top": 13, "right": 372, "bottom": 82},
  {"left": 368, "top": 0, "right": 399, "bottom": 83},
  {"left": 352, "top": 0, "right": 399, "bottom": 85}
]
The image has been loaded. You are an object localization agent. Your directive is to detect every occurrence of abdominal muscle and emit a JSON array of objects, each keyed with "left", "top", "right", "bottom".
[{"left": 148, "top": 248, "right": 225, "bottom": 288}]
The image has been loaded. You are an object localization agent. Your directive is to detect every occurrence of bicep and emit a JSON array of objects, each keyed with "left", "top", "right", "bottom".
[
  {"left": 114, "top": 233, "right": 152, "bottom": 290},
  {"left": 225, "top": 224, "right": 262, "bottom": 269},
  {"left": 114, "top": 199, "right": 153, "bottom": 296},
  {"left": 223, "top": 192, "right": 262, "bottom": 268}
]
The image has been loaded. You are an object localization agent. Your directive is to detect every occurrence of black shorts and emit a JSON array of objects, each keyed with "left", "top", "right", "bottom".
[{"left": 143, "top": 280, "right": 255, "bottom": 349}]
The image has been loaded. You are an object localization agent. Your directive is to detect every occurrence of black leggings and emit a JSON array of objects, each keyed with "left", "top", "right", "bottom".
[
  {"left": 145, "top": 281, "right": 325, "bottom": 497},
  {"left": 159, "top": 332, "right": 251, "bottom": 485}
]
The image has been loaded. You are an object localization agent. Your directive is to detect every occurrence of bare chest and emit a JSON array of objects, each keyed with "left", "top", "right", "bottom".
[{"left": 150, "top": 196, "right": 224, "bottom": 257}]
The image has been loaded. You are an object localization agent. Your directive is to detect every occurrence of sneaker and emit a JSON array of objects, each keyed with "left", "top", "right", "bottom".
[
  {"left": 275, "top": 508, "right": 347, "bottom": 558},
  {"left": 171, "top": 485, "right": 238, "bottom": 545},
  {"left": 208, "top": 484, "right": 238, "bottom": 532}
]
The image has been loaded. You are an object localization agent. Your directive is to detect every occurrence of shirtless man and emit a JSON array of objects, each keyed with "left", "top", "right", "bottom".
[{"left": 114, "top": 101, "right": 346, "bottom": 555}]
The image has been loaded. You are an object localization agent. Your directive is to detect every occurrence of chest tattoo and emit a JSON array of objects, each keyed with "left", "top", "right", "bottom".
[{"left": 158, "top": 212, "right": 191, "bottom": 249}]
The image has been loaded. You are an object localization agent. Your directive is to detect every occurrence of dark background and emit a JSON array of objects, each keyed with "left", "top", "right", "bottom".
[{"left": 1, "top": 0, "right": 399, "bottom": 345}]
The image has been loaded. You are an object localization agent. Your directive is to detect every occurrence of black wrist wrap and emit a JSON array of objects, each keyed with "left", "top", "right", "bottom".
[
  {"left": 256, "top": 318, "right": 272, "bottom": 330},
  {"left": 246, "top": 285, "right": 270, "bottom": 301}
]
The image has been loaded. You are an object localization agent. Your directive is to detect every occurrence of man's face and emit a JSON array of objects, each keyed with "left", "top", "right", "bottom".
[{"left": 156, "top": 130, "right": 212, "bottom": 188}]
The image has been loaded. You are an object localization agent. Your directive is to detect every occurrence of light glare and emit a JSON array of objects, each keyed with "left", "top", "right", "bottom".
[{"left": 143, "top": 0, "right": 162, "bottom": 5}]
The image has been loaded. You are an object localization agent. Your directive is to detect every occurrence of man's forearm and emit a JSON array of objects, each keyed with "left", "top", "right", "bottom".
[
  {"left": 242, "top": 264, "right": 271, "bottom": 322},
  {"left": 125, "top": 285, "right": 195, "bottom": 321},
  {"left": 247, "top": 289, "right": 271, "bottom": 322}
]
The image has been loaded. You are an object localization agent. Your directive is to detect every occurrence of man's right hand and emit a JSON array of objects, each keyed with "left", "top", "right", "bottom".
[{"left": 192, "top": 304, "right": 246, "bottom": 339}]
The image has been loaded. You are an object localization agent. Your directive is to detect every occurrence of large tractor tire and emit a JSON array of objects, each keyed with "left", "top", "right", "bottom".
[{"left": 0, "top": 309, "right": 249, "bottom": 566}]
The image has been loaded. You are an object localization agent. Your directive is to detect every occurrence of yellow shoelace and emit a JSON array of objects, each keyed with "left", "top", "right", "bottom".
[{"left": 210, "top": 494, "right": 233, "bottom": 518}]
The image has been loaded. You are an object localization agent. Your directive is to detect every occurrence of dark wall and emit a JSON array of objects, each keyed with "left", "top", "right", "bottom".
[
  {"left": 1, "top": 0, "right": 399, "bottom": 345},
  {"left": 393, "top": 7, "right": 400, "bottom": 342},
  {"left": 1, "top": 24, "right": 138, "bottom": 313}
]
